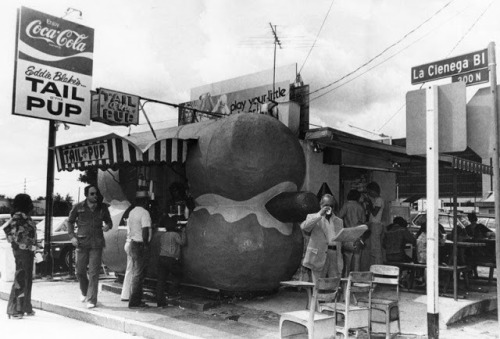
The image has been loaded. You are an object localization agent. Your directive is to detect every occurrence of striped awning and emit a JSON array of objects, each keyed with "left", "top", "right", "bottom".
[
  {"left": 55, "top": 133, "right": 192, "bottom": 172},
  {"left": 448, "top": 155, "right": 493, "bottom": 175}
]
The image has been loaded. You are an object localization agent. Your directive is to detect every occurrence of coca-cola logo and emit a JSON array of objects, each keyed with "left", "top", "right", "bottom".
[{"left": 26, "top": 19, "right": 88, "bottom": 52}]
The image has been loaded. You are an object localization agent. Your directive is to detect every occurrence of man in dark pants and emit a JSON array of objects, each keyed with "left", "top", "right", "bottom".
[
  {"left": 68, "top": 185, "right": 112, "bottom": 309},
  {"left": 127, "top": 191, "right": 152, "bottom": 308},
  {"left": 156, "top": 215, "right": 186, "bottom": 307}
]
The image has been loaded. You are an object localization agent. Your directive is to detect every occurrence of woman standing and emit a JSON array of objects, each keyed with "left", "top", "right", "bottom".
[{"left": 3, "top": 194, "right": 37, "bottom": 319}]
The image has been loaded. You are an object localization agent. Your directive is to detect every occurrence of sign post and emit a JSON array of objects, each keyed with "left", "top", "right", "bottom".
[
  {"left": 43, "top": 121, "right": 56, "bottom": 277},
  {"left": 12, "top": 7, "right": 94, "bottom": 277},
  {"left": 487, "top": 41, "right": 500, "bottom": 335},
  {"left": 426, "top": 85, "right": 440, "bottom": 339}
]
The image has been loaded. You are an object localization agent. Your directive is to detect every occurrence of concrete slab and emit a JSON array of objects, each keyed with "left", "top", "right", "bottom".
[{"left": 0, "top": 274, "right": 496, "bottom": 339}]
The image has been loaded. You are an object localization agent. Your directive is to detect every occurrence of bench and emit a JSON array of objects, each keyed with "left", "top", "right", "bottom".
[{"left": 386, "top": 262, "right": 472, "bottom": 292}]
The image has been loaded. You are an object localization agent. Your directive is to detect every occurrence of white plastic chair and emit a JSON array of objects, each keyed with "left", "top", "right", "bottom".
[{"left": 279, "top": 277, "right": 341, "bottom": 339}]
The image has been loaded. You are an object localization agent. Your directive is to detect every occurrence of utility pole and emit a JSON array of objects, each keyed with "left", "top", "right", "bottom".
[
  {"left": 487, "top": 41, "right": 500, "bottom": 335},
  {"left": 269, "top": 22, "right": 282, "bottom": 99}
]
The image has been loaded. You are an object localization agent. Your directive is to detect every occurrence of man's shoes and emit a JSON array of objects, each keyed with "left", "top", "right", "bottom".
[
  {"left": 80, "top": 295, "right": 87, "bottom": 302},
  {"left": 25, "top": 311, "right": 35, "bottom": 316},
  {"left": 129, "top": 302, "right": 150, "bottom": 309},
  {"left": 86, "top": 303, "right": 96, "bottom": 309}
]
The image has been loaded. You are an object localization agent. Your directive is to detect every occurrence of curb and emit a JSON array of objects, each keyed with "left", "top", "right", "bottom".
[
  {"left": 445, "top": 296, "right": 498, "bottom": 326},
  {"left": 0, "top": 290, "right": 203, "bottom": 339}
]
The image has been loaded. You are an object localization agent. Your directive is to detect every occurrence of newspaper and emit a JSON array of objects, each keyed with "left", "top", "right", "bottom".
[{"left": 332, "top": 224, "right": 368, "bottom": 242}]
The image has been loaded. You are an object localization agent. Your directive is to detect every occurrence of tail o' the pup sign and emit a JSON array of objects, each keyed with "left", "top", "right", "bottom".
[{"left": 12, "top": 7, "right": 94, "bottom": 125}]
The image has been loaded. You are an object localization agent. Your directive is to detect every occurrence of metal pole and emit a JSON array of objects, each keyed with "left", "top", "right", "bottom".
[
  {"left": 426, "top": 85, "right": 439, "bottom": 339},
  {"left": 273, "top": 25, "right": 277, "bottom": 98},
  {"left": 487, "top": 41, "right": 500, "bottom": 334},
  {"left": 452, "top": 170, "right": 458, "bottom": 301},
  {"left": 43, "top": 120, "right": 56, "bottom": 277}
]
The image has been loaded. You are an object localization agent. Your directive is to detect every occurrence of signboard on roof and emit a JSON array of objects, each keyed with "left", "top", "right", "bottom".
[
  {"left": 12, "top": 7, "right": 94, "bottom": 125},
  {"left": 91, "top": 88, "right": 140, "bottom": 126},
  {"left": 179, "top": 81, "right": 289, "bottom": 125},
  {"left": 411, "top": 48, "right": 488, "bottom": 85}
]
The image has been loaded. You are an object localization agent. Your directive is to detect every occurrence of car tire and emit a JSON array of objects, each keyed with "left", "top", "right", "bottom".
[{"left": 60, "top": 247, "right": 76, "bottom": 273}]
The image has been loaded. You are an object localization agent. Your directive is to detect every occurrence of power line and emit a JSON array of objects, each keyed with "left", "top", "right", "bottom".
[
  {"left": 446, "top": 0, "right": 494, "bottom": 57},
  {"left": 309, "top": 0, "right": 455, "bottom": 98},
  {"left": 376, "top": 0, "right": 494, "bottom": 132},
  {"left": 298, "top": 0, "right": 336, "bottom": 75},
  {"left": 307, "top": 0, "right": 475, "bottom": 105}
]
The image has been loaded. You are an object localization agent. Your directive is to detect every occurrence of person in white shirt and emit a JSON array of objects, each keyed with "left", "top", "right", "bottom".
[{"left": 127, "top": 191, "right": 152, "bottom": 308}]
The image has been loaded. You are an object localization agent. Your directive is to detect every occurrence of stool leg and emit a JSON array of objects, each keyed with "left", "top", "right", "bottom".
[
  {"left": 385, "top": 307, "right": 390, "bottom": 339},
  {"left": 397, "top": 309, "right": 401, "bottom": 335}
]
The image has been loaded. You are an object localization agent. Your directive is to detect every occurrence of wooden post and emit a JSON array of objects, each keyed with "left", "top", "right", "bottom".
[
  {"left": 426, "top": 85, "right": 439, "bottom": 339},
  {"left": 487, "top": 41, "right": 500, "bottom": 335}
]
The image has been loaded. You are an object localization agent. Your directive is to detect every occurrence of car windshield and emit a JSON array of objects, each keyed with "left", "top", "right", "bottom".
[
  {"left": 412, "top": 213, "right": 466, "bottom": 231},
  {"left": 36, "top": 217, "right": 69, "bottom": 240}
]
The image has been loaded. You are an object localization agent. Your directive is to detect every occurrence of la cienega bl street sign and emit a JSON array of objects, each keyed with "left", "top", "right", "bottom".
[{"left": 411, "top": 48, "right": 488, "bottom": 85}]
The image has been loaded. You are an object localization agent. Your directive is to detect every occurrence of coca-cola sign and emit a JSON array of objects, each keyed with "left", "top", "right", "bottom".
[
  {"left": 26, "top": 20, "right": 89, "bottom": 52},
  {"left": 12, "top": 7, "right": 94, "bottom": 125}
]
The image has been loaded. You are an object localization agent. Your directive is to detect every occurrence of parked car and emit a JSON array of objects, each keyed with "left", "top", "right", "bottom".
[
  {"left": 35, "top": 217, "right": 74, "bottom": 271},
  {"left": 409, "top": 211, "right": 468, "bottom": 236}
]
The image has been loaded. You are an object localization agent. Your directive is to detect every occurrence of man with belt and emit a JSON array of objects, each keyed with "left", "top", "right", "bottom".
[
  {"left": 126, "top": 191, "right": 152, "bottom": 308},
  {"left": 68, "top": 185, "right": 113, "bottom": 309},
  {"left": 301, "top": 194, "right": 344, "bottom": 283}
]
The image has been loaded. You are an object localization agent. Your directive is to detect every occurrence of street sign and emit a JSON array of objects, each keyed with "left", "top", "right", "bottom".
[
  {"left": 466, "top": 85, "right": 500, "bottom": 158},
  {"left": 406, "top": 82, "right": 467, "bottom": 155},
  {"left": 452, "top": 68, "right": 489, "bottom": 86},
  {"left": 411, "top": 48, "right": 488, "bottom": 85}
]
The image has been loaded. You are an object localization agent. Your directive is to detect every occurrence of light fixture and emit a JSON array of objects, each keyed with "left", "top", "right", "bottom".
[
  {"left": 65, "top": 8, "right": 83, "bottom": 19},
  {"left": 391, "top": 160, "right": 401, "bottom": 168},
  {"left": 312, "top": 142, "right": 324, "bottom": 153},
  {"left": 54, "top": 121, "right": 71, "bottom": 131}
]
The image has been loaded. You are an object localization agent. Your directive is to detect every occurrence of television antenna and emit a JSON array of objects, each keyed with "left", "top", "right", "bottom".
[{"left": 269, "top": 22, "right": 282, "bottom": 98}]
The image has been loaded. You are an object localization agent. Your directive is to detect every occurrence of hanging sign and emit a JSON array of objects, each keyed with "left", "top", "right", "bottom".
[
  {"left": 91, "top": 88, "right": 140, "bottom": 126},
  {"left": 60, "top": 141, "right": 109, "bottom": 167},
  {"left": 12, "top": 7, "right": 94, "bottom": 125},
  {"left": 411, "top": 48, "right": 488, "bottom": 85}
]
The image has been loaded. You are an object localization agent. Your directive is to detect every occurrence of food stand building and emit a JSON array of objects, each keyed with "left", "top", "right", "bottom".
[{"left": 53, "top": 66, "right": 492, "bottom": 293}]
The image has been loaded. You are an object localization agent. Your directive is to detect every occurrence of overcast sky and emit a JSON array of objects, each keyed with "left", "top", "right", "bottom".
[{"left": 0, "top": 0, "right": 498, "bottom": 200}]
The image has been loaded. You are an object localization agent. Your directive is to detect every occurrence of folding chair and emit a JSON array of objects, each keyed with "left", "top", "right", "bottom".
[
  {"left": 359, "top": 265, "right": 400, "bottom": 339},
  {"left": 280, "top": 277, "right": 341, "bottom": 339},
  {"left": 319, "top": 272, "right": 374, "bottom": 339}
]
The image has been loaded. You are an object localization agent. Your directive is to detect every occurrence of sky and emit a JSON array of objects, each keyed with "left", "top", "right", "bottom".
[{"left": 0, "top": 0, "right": 499, "bottom": 200}]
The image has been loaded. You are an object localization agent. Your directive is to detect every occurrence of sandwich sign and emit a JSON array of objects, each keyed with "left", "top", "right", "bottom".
[{"left": 12, "top": 7, "right": 94, "bottom": 125}]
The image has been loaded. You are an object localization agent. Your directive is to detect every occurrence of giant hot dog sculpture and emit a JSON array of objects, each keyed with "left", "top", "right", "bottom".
[{"left": 101, "top": 113, "right": 318, "bottom": 292}]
